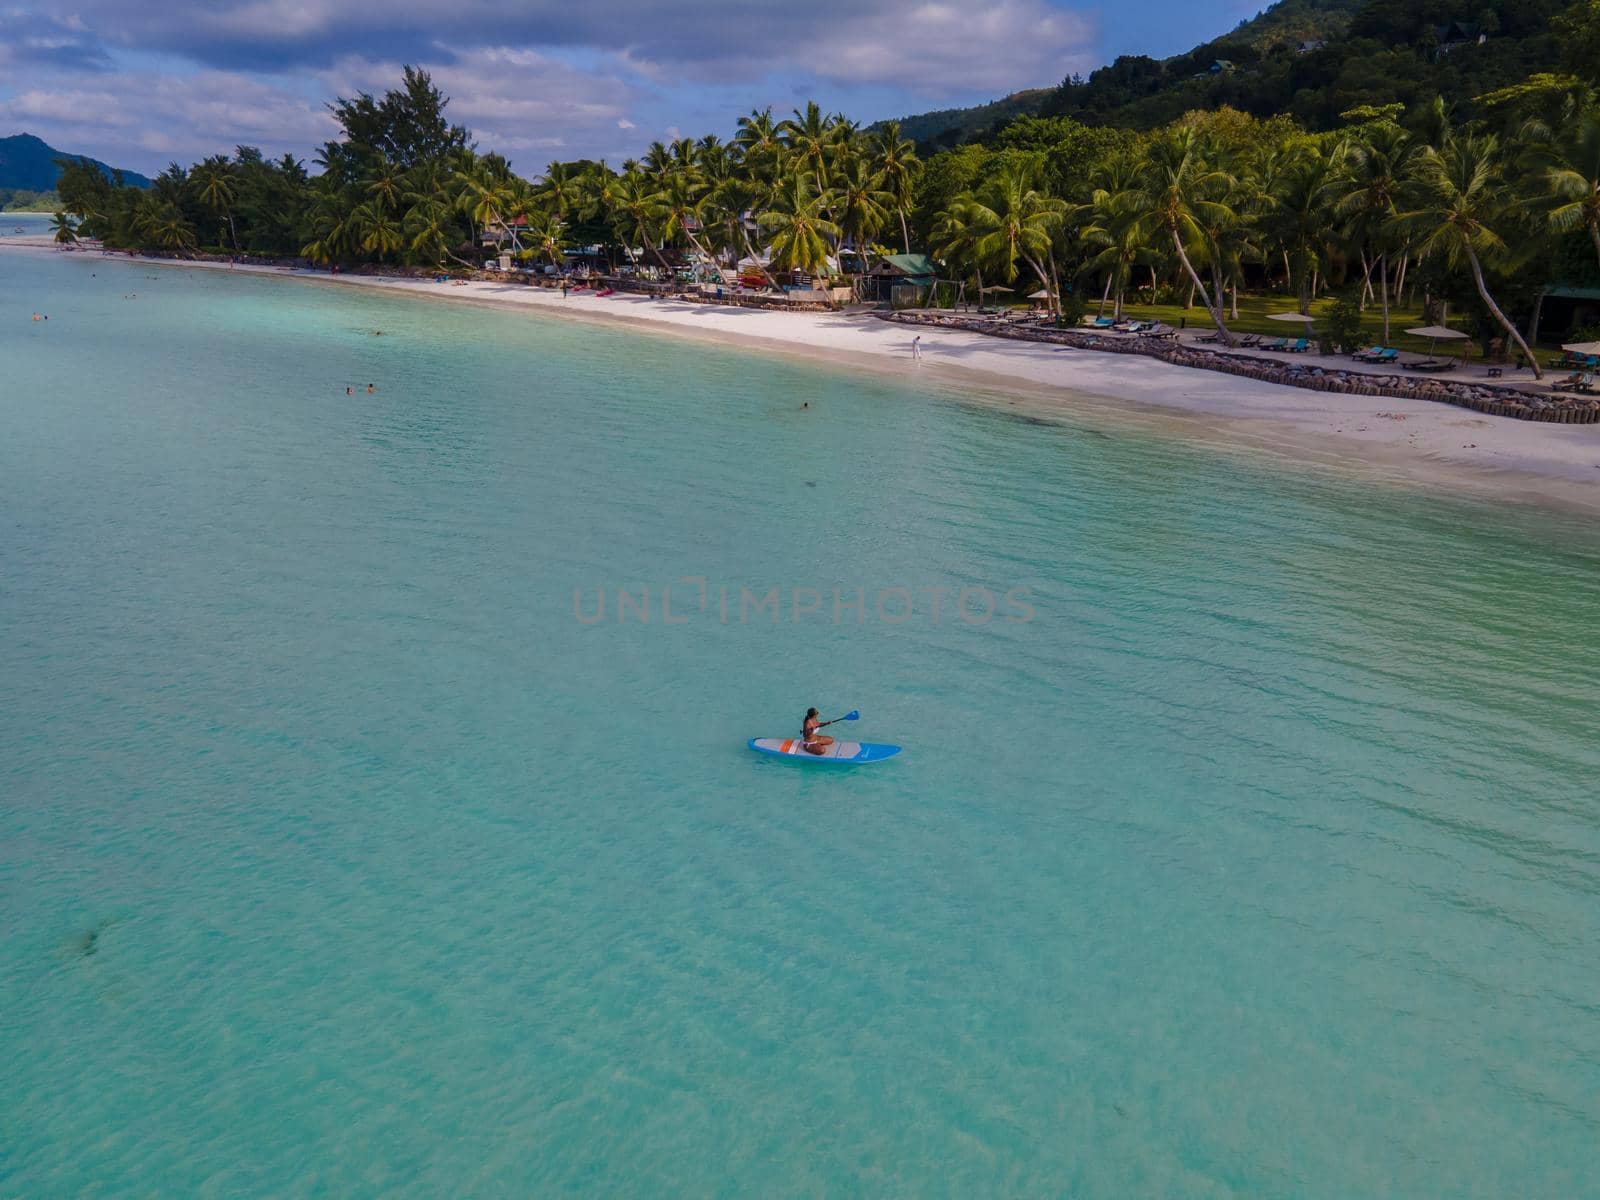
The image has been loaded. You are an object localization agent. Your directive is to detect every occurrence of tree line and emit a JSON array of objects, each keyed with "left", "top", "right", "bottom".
[{"left": 50, "top": 54, "right": 1600, "bottom": 378}]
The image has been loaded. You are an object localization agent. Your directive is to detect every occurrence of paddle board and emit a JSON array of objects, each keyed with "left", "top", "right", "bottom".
[{"left": 748, "top": 737, "right": 901, "bottom": 764}]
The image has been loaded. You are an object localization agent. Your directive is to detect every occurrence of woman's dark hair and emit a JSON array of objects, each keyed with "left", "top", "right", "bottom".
[{"left": 806, "top": 707, "right": 819, "bottom": 719}]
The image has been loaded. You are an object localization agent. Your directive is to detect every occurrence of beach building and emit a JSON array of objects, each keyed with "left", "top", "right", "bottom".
[
  {"left": 858, "top": 253, "right": 938, "bottom": 305},
  {"left": 1538, "top": 285, "right": 1600, "bottom": 339},
  {"left": 481, "top": 214, "right": 530, "bottom": 246}
]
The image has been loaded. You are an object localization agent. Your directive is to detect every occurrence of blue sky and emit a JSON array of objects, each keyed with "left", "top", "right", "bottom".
[{"left": 0, "top": 1, "right": 1267, "bottom": 176}]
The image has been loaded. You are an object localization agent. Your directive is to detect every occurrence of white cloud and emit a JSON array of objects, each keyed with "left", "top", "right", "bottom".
[
  {"left": 322, "top": 46, "right": 646, "bottom": 170},
  {"left": 0, "top": 70, "right": 336, "bottom": 165},
  {"left": 0, "top": 1, "right": 1103, "bottom": 175}
]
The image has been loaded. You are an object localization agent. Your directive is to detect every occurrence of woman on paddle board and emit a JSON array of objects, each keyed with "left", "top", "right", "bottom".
[{"left": 802, "top": 708, "right": 836, "bottom": 755}]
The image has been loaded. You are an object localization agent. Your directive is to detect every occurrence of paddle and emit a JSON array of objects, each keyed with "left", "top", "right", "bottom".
[{"left": 820, "top": 710, "right": 860, "bottom": 728}]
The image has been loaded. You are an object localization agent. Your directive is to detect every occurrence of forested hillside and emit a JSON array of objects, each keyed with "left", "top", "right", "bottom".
[{"left": 888, "top": 0, "right": 1570, "bottom": 148}]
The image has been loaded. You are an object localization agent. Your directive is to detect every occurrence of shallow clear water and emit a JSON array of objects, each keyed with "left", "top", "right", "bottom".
[{"left": 4, "top": 249, "right": 1599, "bottom": 1196}]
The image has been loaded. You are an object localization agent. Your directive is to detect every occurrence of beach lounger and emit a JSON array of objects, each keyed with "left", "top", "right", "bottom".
[
  {"left": 1403, "top": 357, "right": 1456, "bottom": 373},
  {"left": 1550, "top": 352, "right": 1600, "bottom": 370},
  {"left": 1258, "top": 337, "right": 1287, "bottom": 352},
  {"left": 1551, "top": 372, "right": 1594, "bottom": 393},
  {"left": 1283, "top": 337, "right": 1311, "bottom": 353},
  {"left": 1236, "top": 334, "right": 1261, "bottom": 347}
]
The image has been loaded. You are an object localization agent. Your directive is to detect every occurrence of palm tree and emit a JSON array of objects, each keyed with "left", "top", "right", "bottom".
[
  {"left": 1120, "top": 128, "right": 1236, "bottom": 343},
  {"left": 828, "top": 155, "right": 894, "bottom": 290},
  {"left": 1271, "top": 142, "right": 1343, "bottom": 314},
  {"left": 779, "top": 102, "right": 838, "bottom": 191},
  {"left": 364, "top": 163, "right": 406, "bottom": 215},
  {"left": 1395, "top": 133, "right": 1542, "bottom": 378},
  {"left": 353, "top": 200, "right": 402, "bottom": 261},
  {"left": 576, "top": 159, "right": 621, "bottom": 266},
  {"left": 643, "top": 141, "right": 675, "bottom": 181},
  {"left": 454, "top": 163, "right": 518, "bottom": 252},
  {"left": 526, "top": 211, "right": 566, "bottom": 269},
  {"left": 403, "top": 197, "right": 475, "bottom": 267},
  {"left": 734, "top": 107, "right": 784, "bottom": 183},
  {"left": 50, "top": 211, "right": 78, "bottom": 247},
  {"left": 1336, "top": 123, "right": 1412, "bottom": 341},
  {"left": 696, "top": 135, "right": 730, "bottom": 177},
  {"left": 660, "top": 169, "right": 719, "bottom": 277},
  {"left": 300, "top": 189, "right": 356, "bottom": 264},
  {"left": 964, "top": 163, "right": 1066, "bottom": 312},
  {"left": 539, "top": 160, "right": 581, "bottom": 219},
  {"left": 190, "top": 156, "right": 240, "bottom": 252},
  {"left": 134, "top": 197, "right": 197, "bottom": 255},
  {"left": 758, "top": 174, "right": 841, "bottom": 277},
  {"left": 1077, "top": 150, "right": 1149, "bottom": 317},
  {"left": 869, "top": 121, "right": 921, "bottom": 253},
  {"left": 1533, "top": 106, "right": 1600, "bottom": 270},
  {"left": 931, "top": 197, "right": 989, "bottom": 307},
  {"left": 612, "top": 170, "right": 671, "bottom": 271},
  {"left": 709, "top": 171, "right": 783, "bottom": 291}
]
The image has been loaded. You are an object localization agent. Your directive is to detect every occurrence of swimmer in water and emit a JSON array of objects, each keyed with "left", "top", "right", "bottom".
[
  {"left": 366, "top": 383, "right": 375, "bottom": 393},
  {"left": 346, "top": 386, "right": 354, "bottom": 395}
]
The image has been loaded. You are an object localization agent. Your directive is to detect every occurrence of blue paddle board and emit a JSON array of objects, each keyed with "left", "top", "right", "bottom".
[{"left": 748, "top": 737, "right": 901, "bottom": 764}]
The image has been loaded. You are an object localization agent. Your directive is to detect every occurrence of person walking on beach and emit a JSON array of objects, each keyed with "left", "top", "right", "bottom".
[
  {"left": 561, "top": 279, "right": 569, "bottom": 300},
  {"left": 911, "top": 335, "right": 922, "bottom": 361}
]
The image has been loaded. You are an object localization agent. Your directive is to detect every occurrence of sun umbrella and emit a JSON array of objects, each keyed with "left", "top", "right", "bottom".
[
  {"left": 1561, "top": 340, "right": 1600, "bottom": 355},
  {"left": 1027, "top": 288, "right": 1054, "bottom": 299},
  {"left": 979, "top": 284, "right": 1013, "bottom": 293},
  {"left": 1406, "top": 324, "right": 1468, "bottom": 358},
  {"left": 1267, "top": 311, "right": 1315, "bottom": 321}
]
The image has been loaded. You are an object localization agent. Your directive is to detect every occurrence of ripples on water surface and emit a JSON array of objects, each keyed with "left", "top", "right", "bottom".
[{"left": 3, "top": 250, "right": 1598, "bottom": 1196}]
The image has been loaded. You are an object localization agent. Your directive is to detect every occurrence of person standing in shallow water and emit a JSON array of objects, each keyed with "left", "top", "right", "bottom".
[{"left": 911, "top": 335, "right": 922, "bottom": 360}]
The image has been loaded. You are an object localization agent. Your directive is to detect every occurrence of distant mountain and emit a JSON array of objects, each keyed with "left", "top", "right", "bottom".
[
  {"left": 0, "top": 133, "right": 151, "bottom": 192},
  {"left": 886, "top": 0, "right": 1565, "bottom": 147}
]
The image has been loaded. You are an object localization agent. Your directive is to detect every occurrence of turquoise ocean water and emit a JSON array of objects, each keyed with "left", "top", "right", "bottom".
[{"left": 3, "top": 243, "right": 1598, "bottom": 1196}]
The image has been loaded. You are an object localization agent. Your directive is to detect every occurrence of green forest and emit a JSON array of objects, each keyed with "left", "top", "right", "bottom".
[
  {"left": 50, "top": 0, "right": 1600, "bottom": 370},
  {"left": 1, "top": 188, "right": 60, "bottom": 212}
]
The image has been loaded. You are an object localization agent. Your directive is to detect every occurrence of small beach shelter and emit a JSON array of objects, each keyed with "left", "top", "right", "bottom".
[
  {"left": 862, "top": 253, "right": 938, "bottom": 304},
  {"left": 1406, "top": 325, "right": 1469, "bottom": 358}
]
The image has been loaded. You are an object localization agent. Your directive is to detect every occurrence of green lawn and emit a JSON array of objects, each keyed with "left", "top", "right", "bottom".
[{"left": 1092, "top": 293, "right": 1461, "bottom": 358}]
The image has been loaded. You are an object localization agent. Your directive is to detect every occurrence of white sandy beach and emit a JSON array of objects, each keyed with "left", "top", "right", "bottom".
[{"left": 11, "top": 235, "right": 1600, "bottom": 512}]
